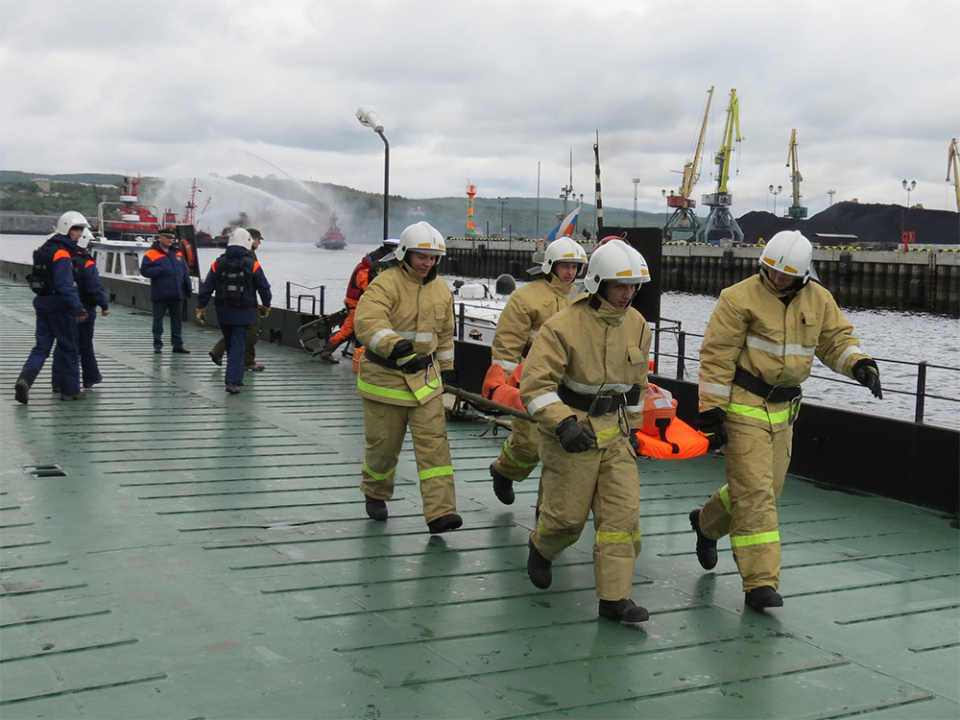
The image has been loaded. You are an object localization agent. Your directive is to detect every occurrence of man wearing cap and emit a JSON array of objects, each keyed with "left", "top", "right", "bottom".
[
  {"left": 208, "top": 228, "right": 269, "bottom": 371},
  {"left": 140, "top": 228, "right": 193, "bottom": 354},
  {"left": 319, "top": 237, "right": 399, "bottom": 363}
]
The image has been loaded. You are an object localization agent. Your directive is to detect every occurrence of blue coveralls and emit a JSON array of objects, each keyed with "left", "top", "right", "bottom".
[
  {"left": 140, "top": 242, "right": 192, "bottom": 350},
  {"left": 72, "top": 252, "right": 110, "bottom": 387}
]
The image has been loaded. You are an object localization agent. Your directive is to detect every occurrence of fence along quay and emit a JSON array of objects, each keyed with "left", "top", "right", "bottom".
[{"left": 0, "top": 262, "right": 958, "bottom": 718}]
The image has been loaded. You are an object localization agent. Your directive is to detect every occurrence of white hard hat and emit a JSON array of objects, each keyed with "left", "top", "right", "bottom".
[
  {"left": 56, "top": 211, "right": 89, "bottom": 235},
  {"left": 541, "top": 237, "right": 588, "bottom": 275},
  {"left": 583, "top": 240, "right": 651, "bottom": 295},
  {"left": 228, "top": 227, "right": 253, "bottom": 250},
  {"left": 78, "top": 227, "right": 95, "bottom": 248},
  {"left": 383, "top": 237, "right": 400, "bottom": 247},
  {"left": 759, "top": 230, "right": 812, "bottom": 281},
  {"left": 396, "top": 222, "right": 445, "bottom": 263}
]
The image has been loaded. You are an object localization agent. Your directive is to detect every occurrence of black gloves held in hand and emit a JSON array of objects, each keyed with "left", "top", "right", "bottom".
[
  {"left": 440, "top": 370, "right": 458, "bottom": 386},
  {"left": 388, "top": 339, "right": 415, "bottom": 362},
  {"left": 853, "top": 358, "right": 883, "bottom": 399},
  {"left": 556, "top": 416, "right": 597, "bottom": 453},
  {"left": 694, "top": 408, "right": 728, "bottom": 451}
]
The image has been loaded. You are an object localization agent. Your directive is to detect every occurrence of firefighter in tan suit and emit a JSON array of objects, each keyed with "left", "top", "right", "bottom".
[
  {"left": 689, "top": 231, "right": 883, "bottom": 609},
  {"left": 489, "top": 237, "right": 588, "bottom": 504},
  {"left": 354, "top": 222, "right": 462, "bottom": 534},
  {"left": 521, "top": 241, "right": 653, "bottom": 625}
]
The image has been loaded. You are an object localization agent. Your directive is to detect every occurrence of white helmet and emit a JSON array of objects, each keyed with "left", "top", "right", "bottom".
[
  {"left": 55, "top": 211, "right": 89, "bottom": 235},
  {"left": 396, "top": 221, "right": 445, "bottom": 262},
  {"left": 541, "top": 237, "right": 588, "bottom": 275},
  {"left": 79, "top": 227, "right": 95, "bottom": 248},
  {"left": 759, "top": 230, "right": 812, "bottom": 281},
  {"left": 228, "top": 227, "right": 253, "bottom": 250},
  {"left": 583, "top": 240, "right": 651, "bottom": 295},
  {"left": 383, "top": 237, "right": 400, "bottom": 247}
]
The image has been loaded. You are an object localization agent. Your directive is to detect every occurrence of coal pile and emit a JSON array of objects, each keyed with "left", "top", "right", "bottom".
[{"left": 737, "top": 202, "right": 959, "bottom": 246}]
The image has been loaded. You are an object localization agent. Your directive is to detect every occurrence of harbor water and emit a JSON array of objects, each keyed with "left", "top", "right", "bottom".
[{"left": 2, "top": 234, "right": 957, "bottom": 429}]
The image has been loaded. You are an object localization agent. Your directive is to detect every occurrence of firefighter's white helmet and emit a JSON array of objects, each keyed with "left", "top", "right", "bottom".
[
  {"left": 227, "top": 227, "right": 253, "bottom": 250},
  {"left": 541, "top": 237, "right": 588, "bottom": 275},
  {"left": 55, "top": 211, "right": 89, "bottom": 235},
  {"left": 396, "top": 222, "right": 445, "bottom": 262},
  {"left": 759, "top": 230, "right": 813, "bottom": 281},
  {"left": 78, "top": 227, "right": 95, "bottom": 248},
  {"left": 583, "top": 240, "right": 651, "bottom": 295}
]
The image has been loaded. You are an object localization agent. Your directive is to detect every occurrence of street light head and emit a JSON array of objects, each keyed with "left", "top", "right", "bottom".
[
  {"left": 902, "top": 179, "right": 908, "bottom": 189},
  {"left": 356, "top": 105, "right": 384, "bottom": 133}
]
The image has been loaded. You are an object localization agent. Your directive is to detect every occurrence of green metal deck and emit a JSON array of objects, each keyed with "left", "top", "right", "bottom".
[{"left": 1, "top": 277, "right": 958, "bottom": 719}]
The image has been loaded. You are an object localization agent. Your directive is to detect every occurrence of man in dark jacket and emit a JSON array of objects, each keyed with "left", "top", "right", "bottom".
[
  {"left": 15, "top": 211, "right": 89, "bottom": 404},
  {"left": 209, "top": 228, "right": 268, "bottom": 371},
  {"left": 196, "top": 228, "right": 272, "bottom": 394},
  {"left": 140, "top": 227, "right": 192, "bottom": 353}
]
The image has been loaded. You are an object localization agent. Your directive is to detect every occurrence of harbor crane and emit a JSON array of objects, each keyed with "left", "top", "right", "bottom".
[
  {"left": 786, "top": 129, "right": 808, "bottom": 219},
  {"left": 663, "top": 86, "right": 714, "bottom": 242},
  {"left": 948, "top": 138, "right": 960, "bottom": 213},
  {"left": 695, "top": 88, "right": 744, "bottom": 245}
]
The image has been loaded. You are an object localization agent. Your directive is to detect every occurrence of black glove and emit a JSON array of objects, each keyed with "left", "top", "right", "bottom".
[
  {"left": 400, "top": 355, "right": 432, "bottom": 374},
  {"left": 388, "top": 339, "right": 415, "bottom": 362},
  {"left": 694, "top": 408, "right": 728, "bottom": 451},
  {"left": 74, "top": 306, "right": 88, "bottom": 323},
  {"left": 441, "top": 370, "right": 458, "bottom": 387},
  {"left": 853, "top": 358, "right": 883, "bottom": 399},
  {"left": 556, "top": 416, "right": 597, "bottom": 453},
  {"left": 629, "top": 433, "right": 641, "bottom": 456}
]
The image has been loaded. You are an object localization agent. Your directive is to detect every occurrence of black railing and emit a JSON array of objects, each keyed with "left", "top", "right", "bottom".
[{"left": 285, "top": 282, "right": 326, "bottom": 316}]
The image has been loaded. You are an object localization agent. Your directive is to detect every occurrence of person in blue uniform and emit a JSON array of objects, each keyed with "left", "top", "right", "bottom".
[
  {"left": 140, "top": 227, "right": 193, "bottom": 353},
  {"left": 14, "top": 211, "right": 89, "bottom": 404},
  {"left": 196, "top": 228, "right": 272, "bottom": 394}
]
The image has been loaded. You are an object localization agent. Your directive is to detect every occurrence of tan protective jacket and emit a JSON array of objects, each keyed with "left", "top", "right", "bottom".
[
  {"left": 520, "top": 295, "right": 650, "bottom": 445},
  {"left": 491, "top": 274, "right": 580, "bottom": 373},
  {"left": 699, "top": 273, "right": 870, "bottom": 430},
  {"left": 355, "top": 263, "right": 455, "bottom": 407}
]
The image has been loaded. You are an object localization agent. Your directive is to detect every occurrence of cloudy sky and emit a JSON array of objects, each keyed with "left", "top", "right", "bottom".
[{"left": 1, "top": 0, "right": 958, "bottom": 218}]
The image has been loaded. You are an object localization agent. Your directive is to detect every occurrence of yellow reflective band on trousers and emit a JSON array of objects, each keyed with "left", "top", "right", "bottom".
[
  {"left": 504, "top": 440, "right": 539, "bottom": 469},
  {"left": 727, "top": 402, "right": 792, "bottom": 425},
  {"left": 596, "top": 530, "right": 642, "bottom": 544},
  {"left": 357, "top": 378, "right": 434, "bottom": 403},
  {"left": 595, "top": 426, "right": 623, "bottom": 444},
  {"left": 363, "top": 461, "right": 397, "bottom": 481},
  {"left": 730, "top": 530, "right": 781, "bottom": 547},
  {"left": 419, "top": 465, "right": 453, "bottom": 480},
  {"left": 720, "top": 484, "right": 731, "bottom": 513}
]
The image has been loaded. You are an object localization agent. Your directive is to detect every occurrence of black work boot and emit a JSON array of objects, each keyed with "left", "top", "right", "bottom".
[
  {"left": 364, "top": 495, "right": 388, "bottom": 521},
  {"left": 527, "top": 539, "right": 552, "bottom": 589},
  {"left": 14, "top": 379, "right": 30, "bottom": 405},
  {"left": 745, "top": 586, "right": 784, "bottom": 610},
  {"left": 319, "top": 340, "right": 340, "bottom": 364},
  {"left": 209, "top": 351, "right": 222, "bottom": 367},
  {"left": 490, "top": 464, "right": 515, "bottom": 505},
  {"left": 598, "top": 598, "right": 649, "bottom": 624},
  {"left": 427, "top": 514, "right": 463, "bottom": 534},
  {"left": 689, "top": 509, "right": 718, "bottom": 570}
]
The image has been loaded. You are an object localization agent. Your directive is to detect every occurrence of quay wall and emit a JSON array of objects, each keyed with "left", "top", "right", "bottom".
[{"left": 443, "top": 239, "right": 960, "bottom": 317}]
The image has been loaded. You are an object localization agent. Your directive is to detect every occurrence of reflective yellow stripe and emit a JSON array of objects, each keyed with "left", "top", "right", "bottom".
[
  {"left": 596, "top": 530, "right": 642, "bottom": 544},
  {"left": 595, "top": 426, "right": 623, "bottom": 443},
  {"left": 537, "top": 520, "right": 580, "bottom": 539},
  {"left": 357, "top": 378, "right": 436, "bottom": 403},
  {"left": 503, "top": 441, "right": 538, "bottom": 469},
  {"left": 727, "top": 402, "right": 792, "bottom": 425},
  {"left": 363, "top": 461, "right": 396, "bottom": 480},
  {"left": 730, "top": 530, "right": 780, "bottom": 547},
  {"left": 419, "top": 465, "right": 453, "bottom": 480},
  {"left": 719, "top": 484, "right": 732, "bottom": 513}
]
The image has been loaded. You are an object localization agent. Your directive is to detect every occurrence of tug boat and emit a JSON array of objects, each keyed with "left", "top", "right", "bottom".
[
  {"left": 97, "top": 176, "right": 161, "bottom": 242},
  {"left": 315, "top": 209, "right": 347, "bottom": 250}
]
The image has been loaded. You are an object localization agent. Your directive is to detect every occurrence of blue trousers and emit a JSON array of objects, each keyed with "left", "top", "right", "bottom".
[
  {"left": 20, "top": 309, "right": 80, "bottom": 395},
  {"left": 152, "top": 299, "right": 184, "bottom": 350},
  {"left": 221, "top": 324, "right": 250, "bottom": 386},
  {"left": 77, "top": 308, "right": 101, "bottom": 386}
]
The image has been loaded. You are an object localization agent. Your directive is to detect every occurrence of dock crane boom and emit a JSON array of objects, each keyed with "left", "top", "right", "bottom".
[
  {"left": 948, "top": 138, "right": 960, "bottom": 213},
  {"left": 695, "top": 88, "right": 744, "bottom": 245},
  {"left": 663, "top": 87, "right": 714, "bottom": 241},
  {"left": 787, "top": 129, "right": 808, "bottom": 219}
]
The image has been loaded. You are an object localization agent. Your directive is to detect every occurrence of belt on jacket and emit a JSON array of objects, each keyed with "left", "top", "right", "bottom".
[
  {"left": 733, "top": 366, "right": 802, "bottom": 403},
  {"left": 363, "top": 348, "right": 435, "bottom": 371},
  {"left": 557, "top": 385, "right": 628, "bottom": 416}
]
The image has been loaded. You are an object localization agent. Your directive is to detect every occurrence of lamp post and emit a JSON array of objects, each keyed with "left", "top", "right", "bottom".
[
  {"left": 902, "top": 179, "right": 916, "bottom": 207},
  {"left": 497, "top": 197, "right": 508, "bottom": 238},
  {"left": 356, "top": 105, "right": 389, "bottom": 240},
  {"left": 632, "top": 178, "right": 641, "bottom": 226},
  {"left": 768, "top": 184, "right": 783, "bottom": 215},
  {"left": 827, "top": 189, "right": 836, "bottom": 206}
]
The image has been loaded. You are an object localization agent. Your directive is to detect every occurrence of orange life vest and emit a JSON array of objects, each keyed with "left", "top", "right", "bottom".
[
  {"left": 634, "top": 384, "right": 709, "bottom": 460},
  {"left": 481, "top": 363, "right": 527, "bottom": 412}
]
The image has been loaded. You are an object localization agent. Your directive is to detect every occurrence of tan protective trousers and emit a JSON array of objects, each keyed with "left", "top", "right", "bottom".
[
  {"left": 530, "top": 432, "right": 642, "bottom": 601},
  {"left": 698, "top": 419, "right": 793, "bottom": 592},
  {"left": 491, "top": 415, "right": 541, "bottom": 482},
  {"left": 360, "top": 395, "right": 457, "bottom": 524}
]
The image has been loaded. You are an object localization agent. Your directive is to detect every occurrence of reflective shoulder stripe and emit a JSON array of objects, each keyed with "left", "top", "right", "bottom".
[
  {"left": 727, "top": 402, "right": 793, "bottom": 425},
  {"left": 252, "top": 261, "right": 261, "bottom": 272},
  {"left": 357, "top": 378, "right": 418, "bottom": 403},
  {"left": 419, "top": 465, "right": 453, "bottom": 480},
  {"left": 595, "top": 530, "right": 642, "bottom": 544},
  {"left": 699, "top": 380, "right": 731, "bottom": 397},
  {"left": 85, "top": 259, "right": 95, "bottom": 268},
  {"left": 746, "top": 335, "right": 815, "bottom": 357},
  {"left": 527, "top": 391, "right": 561, "bottom": 414},
  {"left": 211, "top": 260, "right": 218, "bottom": 272},
  {"left": 834, "top": 345, "right": 861, "bottom": 374},
  {"left": 730, "top": 530, "right": 780, "bottom": 547},
  {"left": 145, "top": 249, "right": 164, "bottom": 260},
  {"left": 493, "top": 358, "right": 520, "bottom": 373},
  {"left": 435, "top": 349, "right": 455, "bottom": 361},
  {"left": 53, "top": 249, "right": 72, "bottom": 261},
  {"left": 369, "top": 328, "right": 399, "bottom": 352}
]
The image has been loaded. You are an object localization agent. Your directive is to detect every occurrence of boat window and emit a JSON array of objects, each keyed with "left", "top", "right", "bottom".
[
  {"left": 123, "top": 252, "right": 141, "bottom": 276},
  {"left": 105, "top": 252, "right": 116, "bottom": 274}
]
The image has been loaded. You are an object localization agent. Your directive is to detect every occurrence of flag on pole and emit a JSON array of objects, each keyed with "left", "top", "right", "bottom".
[{"left": 538, "top": 206, "right": 580, "bottom": 252}]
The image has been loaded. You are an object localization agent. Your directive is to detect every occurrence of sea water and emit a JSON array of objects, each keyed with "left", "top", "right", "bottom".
[{"left": 2, "top": 235, "right": 957, "bottom": 429}]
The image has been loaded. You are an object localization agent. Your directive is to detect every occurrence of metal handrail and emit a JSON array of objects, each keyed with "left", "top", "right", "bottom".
[{"left": 285, "top": 281, "right": 326, "bottom": 316}]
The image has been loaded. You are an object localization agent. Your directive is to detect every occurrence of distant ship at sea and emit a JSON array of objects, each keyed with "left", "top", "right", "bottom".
[{"left": 315, "top": 209, "right": 346, "bottom": 250}]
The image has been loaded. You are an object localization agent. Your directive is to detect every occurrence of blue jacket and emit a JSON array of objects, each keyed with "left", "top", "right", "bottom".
[
  {"left": 140, "top": 242, "right": 192, "bottom": 301},
  {"left": 76, "top": 250, "right": 109, "bottom": 312},
  {"left": 197, "top": 245, "right": 272, "bottom": 325},
  {"left": 33, "top": 234, "right": 83, "bottom": 314}
]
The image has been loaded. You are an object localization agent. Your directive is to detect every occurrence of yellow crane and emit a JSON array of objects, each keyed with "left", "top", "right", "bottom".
[
  {"left": 663, "top": 87, "right": 714, "bottom": 241},
  {"left": 696, "top": 88, "right": 743, "bottom": 245},
  {"left": 787, "top": 129, "right": 807, "bottom": 219},
  {"left": 948, "top": 138, "right": 960, "bottom": 213}
]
